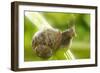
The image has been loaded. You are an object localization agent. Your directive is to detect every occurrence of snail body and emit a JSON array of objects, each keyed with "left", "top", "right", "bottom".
[{"left": 32, "top": 26, "right": 76, "bottom": 58}]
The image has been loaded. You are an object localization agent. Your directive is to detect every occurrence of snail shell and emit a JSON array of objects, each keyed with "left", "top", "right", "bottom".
[{"left": 32, "top": 29, "right": 62, "bottom": 58}]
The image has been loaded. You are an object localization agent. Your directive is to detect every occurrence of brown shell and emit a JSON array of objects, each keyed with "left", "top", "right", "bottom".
[
  {"left": 32, "top": 29, "right": 62, "bottom": 58},
  {"left": 32, "top": 29, "right": 62, "bottom": 50}
]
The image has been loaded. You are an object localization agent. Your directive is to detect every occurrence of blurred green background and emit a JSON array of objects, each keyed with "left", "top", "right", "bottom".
[{"left": 24, "top": 11, "right": 90, "bottom": 61}]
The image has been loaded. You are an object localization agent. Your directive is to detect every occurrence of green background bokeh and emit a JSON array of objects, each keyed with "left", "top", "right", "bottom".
[{"left": 24, "top": 12, "right": 90, "bottom": 61}]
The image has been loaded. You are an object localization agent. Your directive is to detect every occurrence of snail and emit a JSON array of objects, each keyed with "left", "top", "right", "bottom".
[{"left": 32, "top": 24, "right": 76, "bottom": 59}]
